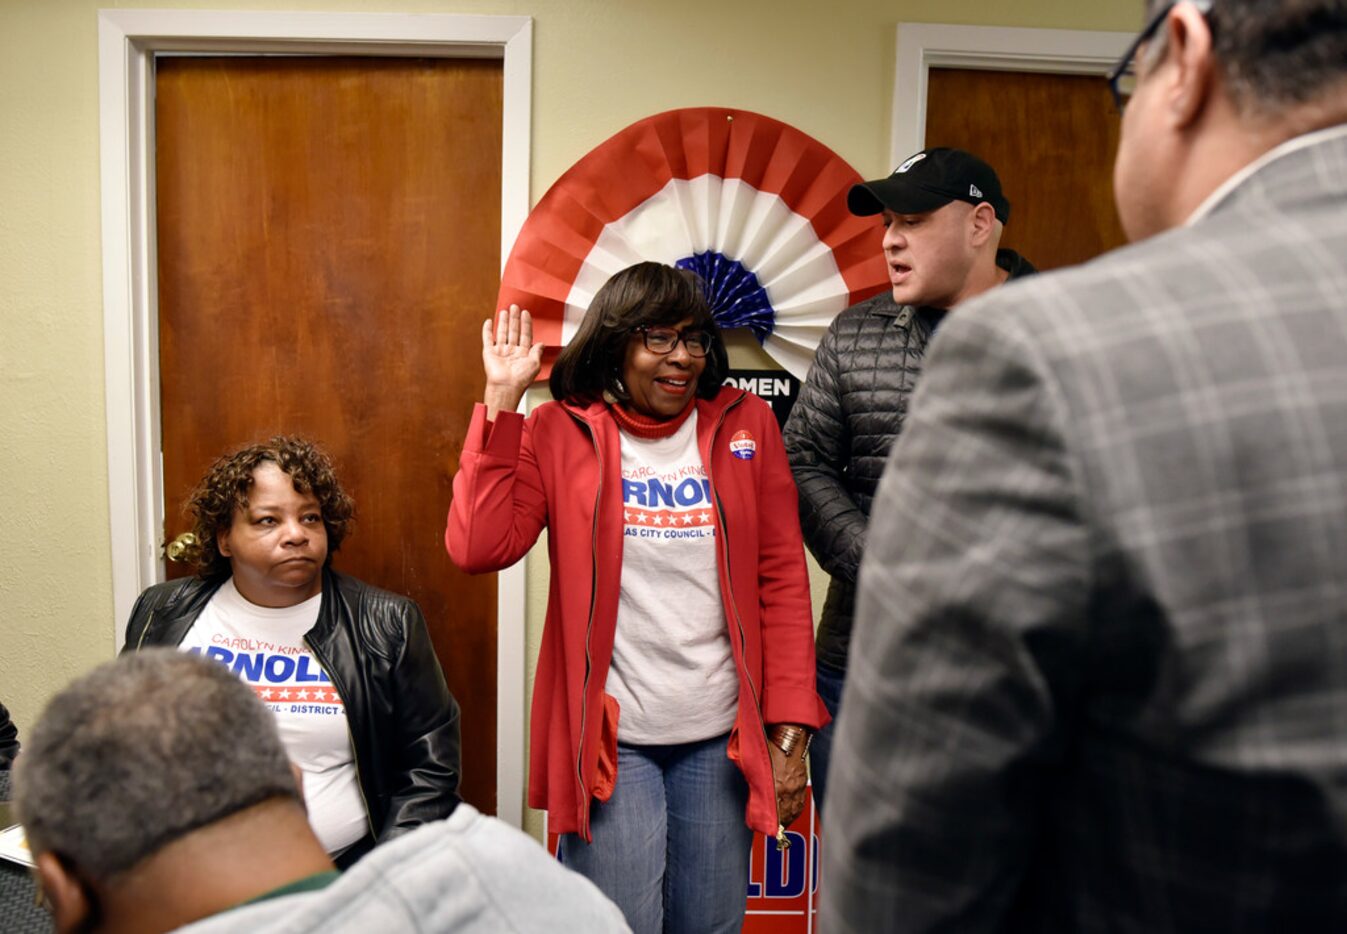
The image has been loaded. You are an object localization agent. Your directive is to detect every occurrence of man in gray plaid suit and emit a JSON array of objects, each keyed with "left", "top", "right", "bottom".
[{"left": 821, "top": 1, "right": 1347, "bottom": 931}]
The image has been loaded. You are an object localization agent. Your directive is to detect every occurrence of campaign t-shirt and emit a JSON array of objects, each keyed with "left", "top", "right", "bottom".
[
  {"left": 608, "top": 410, "right": 739, "bottom": 744},
  {"left": 180, "top": 579, "right": 369, "bottom": 854}
]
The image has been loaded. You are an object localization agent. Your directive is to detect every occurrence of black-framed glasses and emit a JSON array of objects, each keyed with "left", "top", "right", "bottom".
[
  {"left": 1108, "top": 1, "right": 1175, "bottom": 113},
  {"left": 635, "top": 326, "right": 714, "bottom": 358},
  {"left": 1107, "top": 0, "right": 1211, "bottom": 113}
]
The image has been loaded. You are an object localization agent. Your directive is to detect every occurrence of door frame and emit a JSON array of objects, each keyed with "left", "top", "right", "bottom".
[
  {"left": 97, "top": 9, "right": 531, "bottom": 826},
  {"left": 891, "top": 23, "right": 1133, "bottom": 162}
]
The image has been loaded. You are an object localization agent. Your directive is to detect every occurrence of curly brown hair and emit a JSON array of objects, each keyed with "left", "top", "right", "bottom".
[{"left": 179, "top": 436, "right": 355, "bottom": 579}]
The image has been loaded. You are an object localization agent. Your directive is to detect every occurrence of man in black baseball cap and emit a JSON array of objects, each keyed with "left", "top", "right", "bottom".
[
  {"left": 782, "top": 146, "right": 1034, "bottom": 813},
  {"left": 848, "top": 146, "right": 1011, "bottom": 224}
]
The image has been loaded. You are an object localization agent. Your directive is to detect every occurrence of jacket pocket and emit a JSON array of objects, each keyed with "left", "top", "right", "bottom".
[{"left": 592, "top": 692, "right": 621, "bottom": 802}]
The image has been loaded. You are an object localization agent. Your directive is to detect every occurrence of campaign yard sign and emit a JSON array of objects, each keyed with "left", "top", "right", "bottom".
[{"left": 744, "top": 789, "right": 821, "bottom": 933}]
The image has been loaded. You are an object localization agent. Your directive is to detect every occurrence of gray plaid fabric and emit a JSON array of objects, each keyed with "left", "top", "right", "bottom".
[{"left": 821, "top": 125, "right": 1347, "bottom": 933}]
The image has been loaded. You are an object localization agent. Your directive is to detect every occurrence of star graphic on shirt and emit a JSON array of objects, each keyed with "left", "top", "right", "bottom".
[
  {"left": 278, "top": 689, "right": 291, "bottom": 700},
  {"left": 681, "top": 513, "right": 694, "bottom": 525},
  {"left": 653, "top": 513, "right": 665, "bottom": 526},
  {"left": 624, "top": 510, "right": 633, "bottom": 522},
  {"left": 297, "top": 689, "right": 310, "bottom": 700},
  {"left": 259, "top": 688, "right": 273, "bottom": 699},
  {"left": 698, "top": 511, "right": 712, "bottom": 524},
  {"left": 328, "top": 691, "right": 341, "bottom": 703},
  {"left": 636, "top": 512, "right": 648, "bottom": 524}
]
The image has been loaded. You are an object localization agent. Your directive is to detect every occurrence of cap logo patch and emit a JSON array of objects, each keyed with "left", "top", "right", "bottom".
[
  {"left": 969, "top": 184, "right": 983, "bottom": 198},
  {"left": 729, "top": 430, "right": 757, "bottom": 460},
  {"left": 894, "top": 153, "right": 927, "bottom": 174}
]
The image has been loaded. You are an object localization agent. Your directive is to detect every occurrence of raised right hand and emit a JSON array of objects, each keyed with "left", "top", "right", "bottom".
[{"left": 482, "top": 304, "right": 544, "bottom": 420}]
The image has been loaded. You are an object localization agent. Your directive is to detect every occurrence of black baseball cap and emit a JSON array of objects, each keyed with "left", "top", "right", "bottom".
[{"left": 848, "top": 147, "right": 1011, "bottom": 223}]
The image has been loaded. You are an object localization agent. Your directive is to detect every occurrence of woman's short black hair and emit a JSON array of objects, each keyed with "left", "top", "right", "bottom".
[
  {"left": 548, "top": 261, "right": 730, "bottom": 406},
  {"left": 178, "top": 436, "right": 355, "bottom": 580}
]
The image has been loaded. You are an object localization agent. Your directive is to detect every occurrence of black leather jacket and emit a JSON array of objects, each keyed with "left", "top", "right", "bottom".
[
  {"left": 123, "top": 568, "right": 461, "bottom": 842},
  {"left": 784, "top": 250, "right": 1035, "bottom": 669},
  {"left": 0, "top": 701, "right": 18, "bottom": 769}
]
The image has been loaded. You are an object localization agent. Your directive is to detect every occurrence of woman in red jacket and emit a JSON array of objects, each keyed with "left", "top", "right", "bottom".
[{"left": 446, "top": 262, "right": 826, "bottom": 933}]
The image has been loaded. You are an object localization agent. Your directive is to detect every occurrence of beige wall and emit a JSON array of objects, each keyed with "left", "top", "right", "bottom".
[{"left": 0, "top": 0, "right": 1140, "bottom": 801}]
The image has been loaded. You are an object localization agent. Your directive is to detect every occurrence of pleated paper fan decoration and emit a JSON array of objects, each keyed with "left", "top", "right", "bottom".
[{"left": 497, "top": 107, "right": 889, "bottom": 380}]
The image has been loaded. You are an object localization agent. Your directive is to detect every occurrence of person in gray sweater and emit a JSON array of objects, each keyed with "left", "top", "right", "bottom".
[{"left": 13, "top": 650, "right": 628, "bottom": 934}]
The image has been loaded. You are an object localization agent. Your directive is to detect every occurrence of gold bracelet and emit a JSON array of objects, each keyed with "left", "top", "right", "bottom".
[{"left": 769, "top": 724, "right": 811, "bottom": 758}]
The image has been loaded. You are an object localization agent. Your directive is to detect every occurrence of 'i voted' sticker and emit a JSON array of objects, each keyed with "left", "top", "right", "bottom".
[{"left": 729, "top": 430, "right": 757, "bottom": 460}]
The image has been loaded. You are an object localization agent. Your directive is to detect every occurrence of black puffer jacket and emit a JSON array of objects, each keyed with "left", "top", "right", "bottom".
[
  {"left": 783, "top": 250, "right": 1035, "bottom": 669},
  {"left": 123, "top": 568, "right": 461, "bottom": 842}
]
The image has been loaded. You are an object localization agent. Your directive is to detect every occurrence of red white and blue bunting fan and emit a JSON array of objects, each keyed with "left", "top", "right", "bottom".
[{"left": 497, "top": 107, "right": 889, "bottom": 380}]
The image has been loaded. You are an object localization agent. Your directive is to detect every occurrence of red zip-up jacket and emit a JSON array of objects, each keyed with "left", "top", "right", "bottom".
[{"left": 446, "top": 387, "right": 828, "bottom": 840}]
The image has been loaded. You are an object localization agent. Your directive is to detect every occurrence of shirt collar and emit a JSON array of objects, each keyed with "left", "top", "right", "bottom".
[{"left": 1186, "top": 122, "right": 1347, "bottom": 225}]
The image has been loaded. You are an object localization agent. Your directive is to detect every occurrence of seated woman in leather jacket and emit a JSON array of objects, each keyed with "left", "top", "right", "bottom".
[{"left": 124, "top": 436, "right": 461, "bottom": 869}]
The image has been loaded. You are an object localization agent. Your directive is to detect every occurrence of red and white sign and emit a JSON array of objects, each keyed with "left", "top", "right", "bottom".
[{"left": 744, "top": 789, "right": 821, "bottom": 933}]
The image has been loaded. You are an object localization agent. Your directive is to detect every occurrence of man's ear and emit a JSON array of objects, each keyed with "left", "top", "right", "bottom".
[
  {"left": 968, "top": 202, "right": 998, "bottom": 247},
  {"left": 36, "top": 851, "right": 94, "bottom": 934},
  {"left": 1159, "top": 1, "right": 1216, "bottom": 129}
]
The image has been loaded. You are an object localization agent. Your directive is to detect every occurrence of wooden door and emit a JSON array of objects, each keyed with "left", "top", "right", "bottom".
[
  {"left": 924, "top": 68, "right": 1127, "bottom": 270},
  {"left": 155, "top": 56, "right": 502, "bottom": 813}
]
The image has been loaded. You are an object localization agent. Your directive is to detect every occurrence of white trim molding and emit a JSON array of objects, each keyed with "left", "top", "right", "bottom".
[
  {"left": 97, "top": 9, "right": 533, "bottom": 827},
  {"left": 892, "top": 23, "right": 1133, "bottom": 164}
]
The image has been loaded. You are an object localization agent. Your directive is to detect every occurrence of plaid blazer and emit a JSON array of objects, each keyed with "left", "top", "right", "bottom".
[{"left": 821, "top": 125, "right": 1347, "bottom": 933}]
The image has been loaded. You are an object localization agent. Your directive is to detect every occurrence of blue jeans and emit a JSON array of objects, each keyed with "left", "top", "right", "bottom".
[
  {"left": 810, "top": 660, "right": 846, "bottom": 817},
  {"left": 557, "top": 734, "right": 752, "bottom": 934}
]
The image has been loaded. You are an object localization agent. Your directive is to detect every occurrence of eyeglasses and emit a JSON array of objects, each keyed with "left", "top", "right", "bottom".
[
  {"left": 1108, "top": 2, "right": 1174, "bottom": 113},
  {"left": 1107, "top": 0, "right": 1211, "bottom": 113},
  {"left": 634, "top": 326, "right": 714, "bottom": 358}
]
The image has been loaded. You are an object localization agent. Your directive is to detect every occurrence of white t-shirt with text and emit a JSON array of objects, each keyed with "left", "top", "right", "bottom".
[
  {"left": 180, "top": 579, "right": 369, "bottom": 854},
  {"left": 608, "top": 411, "right": 740, "bottom": 744}
]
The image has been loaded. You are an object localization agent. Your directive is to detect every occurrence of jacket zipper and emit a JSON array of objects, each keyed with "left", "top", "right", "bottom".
[
  {"left": 136, "top": 609, "right": 156, "bottom": 649},
  {"left": 304, "top": 633, "right": 378, "bottom": 841},
  {"left": 565, "top": 407, "right": 604, "bottom": 839},
  {"left": 705, "top": 395, "right": 779, "bottom": 831}
]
